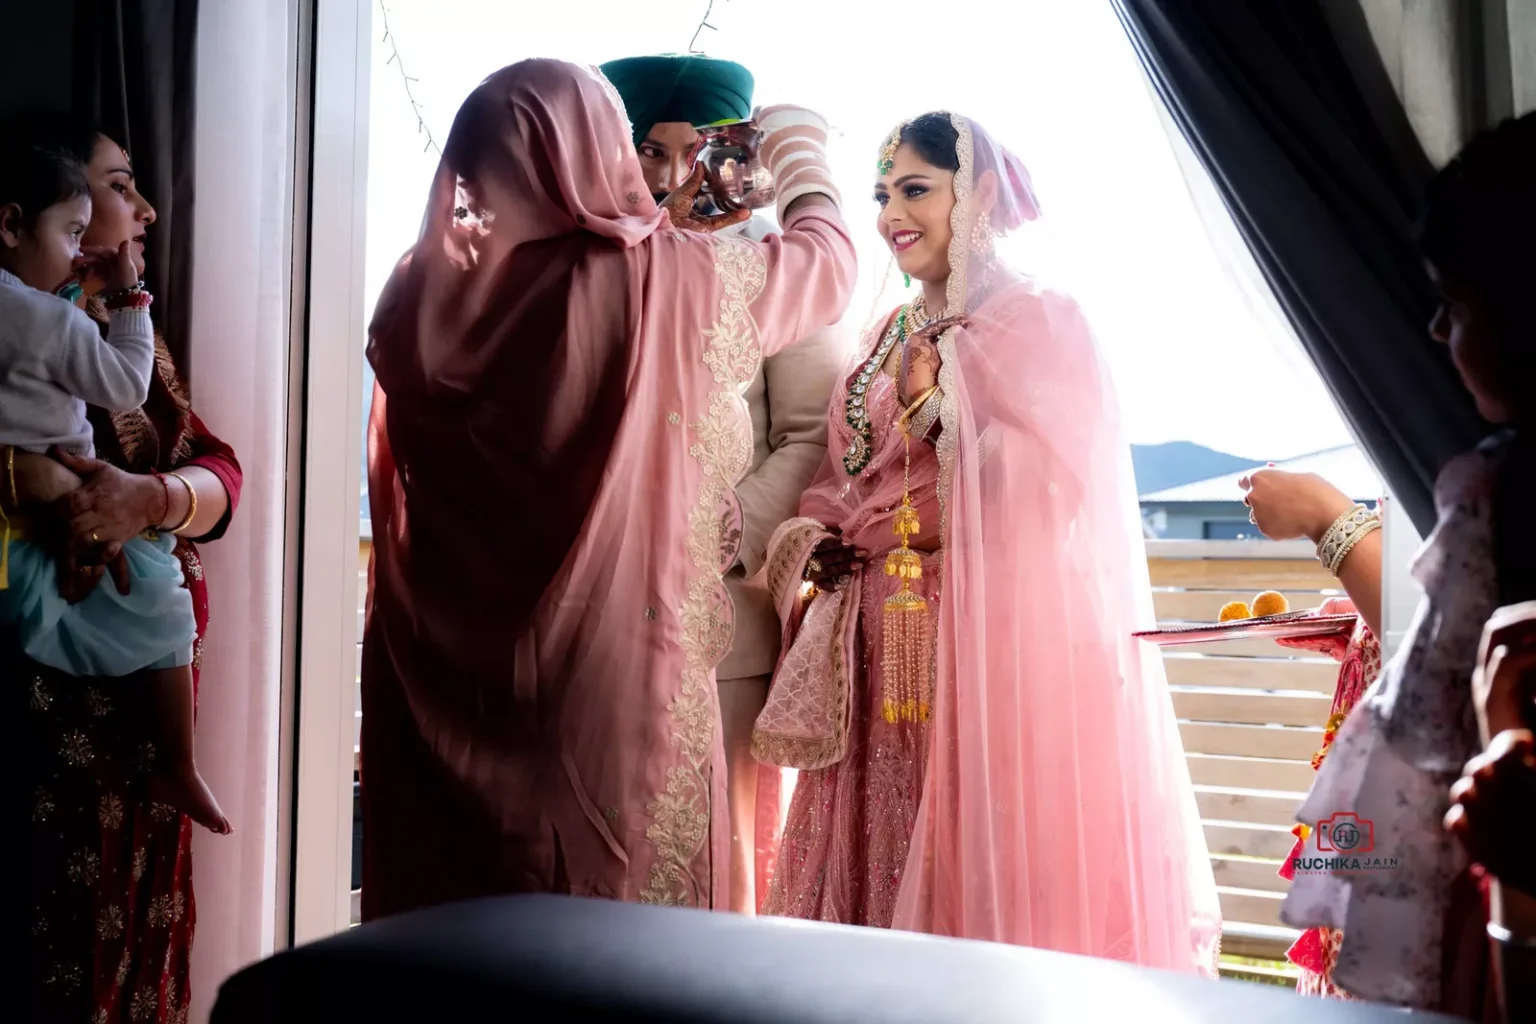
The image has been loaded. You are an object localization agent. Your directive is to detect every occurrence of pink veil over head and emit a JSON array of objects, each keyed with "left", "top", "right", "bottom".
[
  {"left": 362, "top": 58, "right": 855, "bottom": 916},
  {"left": 883, "top": 114, "right": 1221, "bottom": 970}
]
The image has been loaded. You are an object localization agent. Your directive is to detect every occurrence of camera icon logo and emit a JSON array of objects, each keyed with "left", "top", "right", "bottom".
[{"left": 1317, "top": 811, "right": 1375, "bottom": 854}]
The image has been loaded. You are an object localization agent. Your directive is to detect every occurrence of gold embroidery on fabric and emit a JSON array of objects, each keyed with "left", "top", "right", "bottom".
[
  {"left": 92, "top": 324, "right": 197, "bottom": 471},
  {"left": 30, "top": 676, "right": 51, "bottom": 711},
  {"left": 61, "top": 731, "right": 94, "bottom": 767},
  {"left": 116, "top": 949, "right": 131, "bottom": 986},
  {"left": 765, "top": 518, "right": 826, "bottom": 607},
  {"left": 81, "top": 303, "right": 198, "bottom": 474},
  {"left": 131, "top": 848, "right": 149, "bottom": 882},
  {"left": 147, "top": 894, "right": 175, "bottom": 929},
  {"left": 130, "top": 983, "right": 159, "bottom": 1022},
  {"left": 639, "top": 234, "right": 765, "bottom": 908},
  {"left": 87, "top": 687, "right": 112, "bottom": 716},
  {"left": 34, "top": 787, "right": 54, "bottom": 823},
  {"left": 749, "top": 582, "right": 857, "bottom": 768},
  {"left": 135, "top": 742, "right": 159, "bottom": 774},
  {"left": 67, "top": 849, "right": 100, "bottom": 885},
  {"left": 46, "top": 961, "right": 83, "bottom": 992},
  {"left": 99, "top": 793, "right": 125, "bottom": 830},
  {"left": 97, "top": 903, "right": 125, "bottom": 940}
]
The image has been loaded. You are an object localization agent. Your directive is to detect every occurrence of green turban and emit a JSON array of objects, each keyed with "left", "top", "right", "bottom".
[{"left": 599, "top": 54, "right": 754, "bottom": 147}]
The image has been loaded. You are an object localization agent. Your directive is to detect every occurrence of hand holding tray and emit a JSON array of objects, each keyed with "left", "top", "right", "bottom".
[{"left": 1134, "top": 611, "right": 1358, "bottom": 648}]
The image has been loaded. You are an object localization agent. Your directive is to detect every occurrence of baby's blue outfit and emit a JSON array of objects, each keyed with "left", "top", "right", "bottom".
[{"left": 0, "top": 531, "right": 195, "bottom": 676}]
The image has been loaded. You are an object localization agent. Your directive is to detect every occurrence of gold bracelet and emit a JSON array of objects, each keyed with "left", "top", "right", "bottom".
[
  {"left": 167, "top": 472, "right": 198, "bottom": 535},
  {"left": 907, "top": 386, "right": 944, "bottom": 441}
]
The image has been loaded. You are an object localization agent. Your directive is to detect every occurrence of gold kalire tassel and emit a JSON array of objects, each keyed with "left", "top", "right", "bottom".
[{"left": 881, "top": 387, "right": 939, "bottom": 724}]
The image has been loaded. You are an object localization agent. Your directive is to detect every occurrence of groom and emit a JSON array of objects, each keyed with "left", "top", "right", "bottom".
[{"left": 601, "top": 54, "right": 848, "bottom": 914}]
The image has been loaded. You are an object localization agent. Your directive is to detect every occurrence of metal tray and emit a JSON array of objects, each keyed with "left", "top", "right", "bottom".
[{"left": 1134, "top": 612, "right": 1358, "bottom": 648}]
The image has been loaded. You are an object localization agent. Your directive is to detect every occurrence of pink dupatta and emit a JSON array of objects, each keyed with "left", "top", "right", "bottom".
[
  {"left": 756, "top": 114, "right": 1220, "bottom": 970},
  {"left": 361, "top": 59, "right": 855, "bottom": 917}
]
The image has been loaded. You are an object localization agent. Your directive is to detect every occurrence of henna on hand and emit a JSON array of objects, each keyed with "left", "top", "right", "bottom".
[
  {"left": 805, "top": 534, "right": 862, "bottom": 591},
  {"left": 901, "top": 335, "right": 942, "bottom": 405},
  {"left": 661, "top": 164, "right": 751, "bottom": 234}
]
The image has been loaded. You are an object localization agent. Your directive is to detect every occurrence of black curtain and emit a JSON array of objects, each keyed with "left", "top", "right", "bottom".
[
  {"left": 72, "top": 0, "right": 200, "bottom": 377},
  {"left": 1112, "top": 0, "right": 1488, "bottom": 535}
]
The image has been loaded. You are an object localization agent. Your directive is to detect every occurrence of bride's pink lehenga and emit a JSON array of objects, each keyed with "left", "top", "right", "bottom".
[
  {"left": 764, "top": 370, "right": 943, "bottom": 926},
  {"left": 753, "top": 113, "right": 1221, "bottom": 974}
]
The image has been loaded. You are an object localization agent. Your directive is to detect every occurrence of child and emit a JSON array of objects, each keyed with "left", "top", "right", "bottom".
[{"left": 0, "top": 136, "right": 229, "bottom": 834}]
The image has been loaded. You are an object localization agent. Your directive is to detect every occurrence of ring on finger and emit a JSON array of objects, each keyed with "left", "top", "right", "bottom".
[
  {"left": 837, "top": 574, "right": 852, "bottom": 587},
  {"left": 805, "top": 557, "right": 823, "bottom": 580}
]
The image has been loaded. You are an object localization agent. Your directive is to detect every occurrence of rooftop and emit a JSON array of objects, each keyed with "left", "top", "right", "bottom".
[{"left": 1139, "top": 444, "right": 1380, "bottom": 504}]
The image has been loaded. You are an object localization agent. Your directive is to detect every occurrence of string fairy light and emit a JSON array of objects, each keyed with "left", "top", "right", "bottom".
[
  {"left": 379, "top": 1, "right": 441, "bottom": 156},
  {"left": 688, "top": 0, "right": 729, "bottom": 53}
]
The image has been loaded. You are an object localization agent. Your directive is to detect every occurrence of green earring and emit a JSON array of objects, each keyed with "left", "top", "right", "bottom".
[{"left": 903, "top": 273, "right": 911, "bottom": 289}]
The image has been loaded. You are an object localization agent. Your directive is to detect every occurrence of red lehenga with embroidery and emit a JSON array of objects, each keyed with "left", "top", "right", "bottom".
[{"left": 20, "top": 328, "right": 242, "bottom": 1023}]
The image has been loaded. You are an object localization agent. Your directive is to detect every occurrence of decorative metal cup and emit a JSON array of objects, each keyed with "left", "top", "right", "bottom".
[{"left": 690, "top": 120, "right": 776, "bottom": 212}]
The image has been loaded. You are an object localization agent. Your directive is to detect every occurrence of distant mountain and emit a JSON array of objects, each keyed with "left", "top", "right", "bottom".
[
  {"left": 1130, "top": 442, "right": 1269, "bottom": 497},
  {"left": 359, "top": 426, "right": 1263, "bottom": 511}
]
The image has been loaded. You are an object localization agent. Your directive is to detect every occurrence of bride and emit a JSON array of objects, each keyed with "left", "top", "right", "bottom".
[{"left": 753, "top": 111, "right": 1221, "bottom": 973}]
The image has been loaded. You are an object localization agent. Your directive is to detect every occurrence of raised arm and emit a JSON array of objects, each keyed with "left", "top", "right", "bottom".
[
  {"left": 44, "top": 301, "right": 154, "bottom": 412},
  {"left": 748, "top": 105, "right": 857, "bottom": 356},
  {"left": 1241, "top": 468, "right": 1384, "bottom": 638}
]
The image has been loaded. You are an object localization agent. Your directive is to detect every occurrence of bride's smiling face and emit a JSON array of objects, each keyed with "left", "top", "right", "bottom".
[{"left": 875, "top": 144, "right": 955, "bottom": 284}]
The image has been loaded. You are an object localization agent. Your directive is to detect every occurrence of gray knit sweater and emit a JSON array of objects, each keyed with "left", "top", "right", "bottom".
[{"left": 0, "top": 268, "right": 154, "bottom": 457}]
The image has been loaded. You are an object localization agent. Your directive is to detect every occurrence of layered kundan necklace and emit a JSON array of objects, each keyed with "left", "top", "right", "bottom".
[{"left": 842, "top": 293, "right": 928, "bottom": 476}]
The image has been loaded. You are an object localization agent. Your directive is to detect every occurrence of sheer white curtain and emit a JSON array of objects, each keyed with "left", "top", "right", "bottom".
[{"left": 187, "top": 0, "right": 298, "bottom": 1018}]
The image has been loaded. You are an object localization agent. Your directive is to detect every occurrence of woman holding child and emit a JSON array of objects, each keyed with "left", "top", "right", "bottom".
[{"left": 4, "top": 113, "right": 242, "bottom": 1024}]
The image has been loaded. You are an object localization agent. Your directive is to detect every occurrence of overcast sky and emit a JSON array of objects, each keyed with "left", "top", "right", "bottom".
[{"left": 361, "top": 0, "right": 1357, "bottom": 461}]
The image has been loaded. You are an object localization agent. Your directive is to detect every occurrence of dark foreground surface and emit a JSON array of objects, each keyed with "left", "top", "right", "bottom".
[{"left": 214, "top": 894, "right": 1468, "bottom": 1023}]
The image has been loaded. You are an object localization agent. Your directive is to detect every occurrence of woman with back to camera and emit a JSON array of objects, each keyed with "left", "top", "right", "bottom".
[
  {"left": 753, "top": 111, "right": 1220, "bottom": 973},
  {"left": 360, "top": 59, "right": 855, "bottom": 917}
]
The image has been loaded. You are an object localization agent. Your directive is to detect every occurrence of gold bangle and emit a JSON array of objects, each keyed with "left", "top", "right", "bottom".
[
  {"left": 896, "top": 385, "right": 941, "bottom": 430},
  {"left": 908, "top": 386, "right": 944, "bottom": 440},
  {"left": 167, "top": 472, "right": 198, "bottom": 535}
]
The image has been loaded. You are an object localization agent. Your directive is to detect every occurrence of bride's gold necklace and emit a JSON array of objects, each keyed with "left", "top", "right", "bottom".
[{"left": 843, "top": 293, "right": 927, "bottom": 476}]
